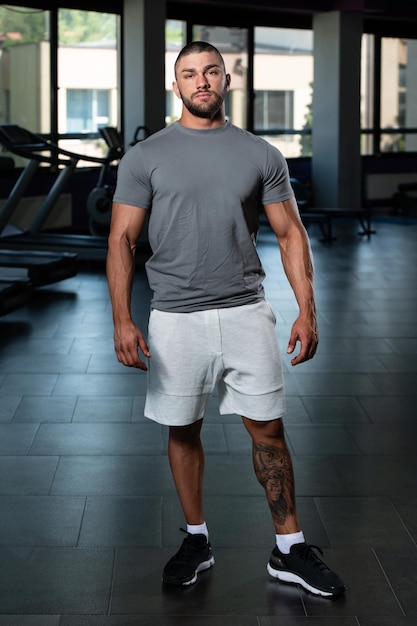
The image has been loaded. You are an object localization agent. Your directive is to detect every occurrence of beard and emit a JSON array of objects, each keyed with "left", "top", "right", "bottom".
[{"left": 180, "top": 90, "right": 226, "bottom": 119}]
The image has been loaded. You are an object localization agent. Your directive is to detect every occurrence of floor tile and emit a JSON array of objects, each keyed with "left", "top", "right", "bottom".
[
  {"left": 356, "top": 617, "right": 411, "bottom": 625},
  {"left": 0, "top": 496, "right": 85, "bottom": 545},
  {"left": 287, "top": 372, "right": 380, "bottom": 397},
  {"left": 29, "top": 423, "right": 163, "bottom": 456},
  {"left": 0, "top": 547, "right": 114, "bottom": 614},
  {"left": 286, "top": 424, "right": 361, "bottom": 456},
  {"left": 52, "top": 373, "right": 147, "bottom": 396},
  {"left": 314, "top": 496, "right": 416, "bottom": 548},
  {"left": 368, "top": 373, "right": 417, "bottom": 395},
  {"left": 0, "top": 395, "right": 21, "bottom": 422},
  {"left": 13, "top": 396, "right": 77, "bottom": 423},
  {"left": 346, "top": 423, "right": 417, "bottom": 455},
  {"left": 358, "top": 396, "right": 417, "bottom": 422},
  {"left": 61, "top": 617, "right": 259, "bottom": 626},
  {"left": 0, "top": 617, "right": 60, "bottom": 625},
  {"left": 392, "top": 495, "right": 417, "bottom": 545},
  {"left": 259, "top": 618, "right": 357, "bottom": 625},
  {"left": 73, "top": 396, "right": 134, "bottom": 422},
  {"left": 50, "top": 456, "right": 176, "bottom": 496},
  {"left": 291, "top": 455, "right": 349, "bottom": 496},
  {"left": 0, "top": 457, "right": 59, "bottom": 495},
  {"left": 293, "top": 353, "right": 389, "bottom": 373},
  {"left": 78, "top": 496, "right": 162, "bottom": 547},
  {"left": 0, "top": 423, "right": 39, "bottom": 455},
  {"left": 0, "top": 354, "right": 90, "bottom": 374},
  {"left": 0, "top": 373, "right": 58, "bottom": 396},
  {"left": 374, "top": 353, "right": 417, "bottom": 373},
  {"left": 331, "top": 455, "right": 417, "bottom": 497},
  {"left": 301, "top": 396, "right": 370, "bottom": 423},
  {"left": 374, "top": 547, "right": 417, "bottom": 616},
  {"left": 0, "top": 337, "right": 73, "bottom": 357}
]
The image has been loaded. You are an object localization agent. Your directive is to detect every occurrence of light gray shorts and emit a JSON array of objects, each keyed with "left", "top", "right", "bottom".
[{"left": 144, "top": 300, "right": 285, "bottom": 426}]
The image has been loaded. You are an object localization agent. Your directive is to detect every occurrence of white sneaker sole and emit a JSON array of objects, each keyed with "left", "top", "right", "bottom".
[
  {"left": 163, "top": 555, "right": 215, "bottom": 586},
  {"left": 267, "top": 562, "right": 333, "bottom": 597},
  {"left": 182, "top": 555, "right": 215, "bottom": 586}
]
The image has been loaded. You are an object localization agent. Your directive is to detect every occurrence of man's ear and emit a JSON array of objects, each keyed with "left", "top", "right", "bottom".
[
  {"left": 226, "top": 73, "right": 231, "bottom": 90},
  {"left": 172, "top": 81, "right": 181, "bottom": 99}
]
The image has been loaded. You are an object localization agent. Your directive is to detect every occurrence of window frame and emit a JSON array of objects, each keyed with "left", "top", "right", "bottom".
[
  {"left": 4, "top": 2, "right": 417, "bottom": 160},
  {"left": 0, "top": 4, "right": 122, "bottom": 153}
]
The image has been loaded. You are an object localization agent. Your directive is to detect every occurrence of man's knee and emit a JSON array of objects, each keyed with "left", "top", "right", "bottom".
[
  {"left": 242, "top": 416, "right": 285, "bottom": 442},
  {"left": 169, "top": 419, "right": 203, "bottom": 444}
]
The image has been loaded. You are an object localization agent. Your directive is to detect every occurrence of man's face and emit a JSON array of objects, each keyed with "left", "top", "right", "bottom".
[{"left": 173, "top": 51, "right": 231, "bottom": 119}]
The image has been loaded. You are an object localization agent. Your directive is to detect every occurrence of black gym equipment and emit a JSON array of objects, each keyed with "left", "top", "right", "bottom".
[
  {"left": 0, "top": 124, "right": 117, "bottom": 259},
  {"left": 0, "top": 125, "right": 81, "bottom": 308},
  {"left": 86, "top": 126, "right": 124, "bottom": 236},
  {"left": 0, "top": 124, "right": 152, "bottom": 271},
  {"left": 85, "top": 125, "right": 149, "bottom": 235},
  {"left": 0, "top": 276, "right": 32, "bottom": 317},
  {"left": 0, "top": 249, "right": 78, "bottom": 287}
]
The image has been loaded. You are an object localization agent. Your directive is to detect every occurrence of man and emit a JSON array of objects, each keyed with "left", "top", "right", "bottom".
[{"left": 107, "top": 41, "right": 345, "bottom": 597}]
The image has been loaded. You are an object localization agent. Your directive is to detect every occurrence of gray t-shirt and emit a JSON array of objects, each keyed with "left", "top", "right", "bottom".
[{"left": 113, "top": 121, "right": 294, "bottom": 312}]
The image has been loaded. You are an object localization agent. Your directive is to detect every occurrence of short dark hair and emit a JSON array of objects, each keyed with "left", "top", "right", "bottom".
[{"left": 174, "top": 41, "right": 226, "bottom": 77}]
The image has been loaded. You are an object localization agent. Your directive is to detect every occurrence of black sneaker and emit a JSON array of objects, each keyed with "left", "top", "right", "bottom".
[
  {"left": 162, "top": 529, "right": 215, "bottom": 586},
  {"left": 267, "top": 542, "right": 346, "bottom": 597}
]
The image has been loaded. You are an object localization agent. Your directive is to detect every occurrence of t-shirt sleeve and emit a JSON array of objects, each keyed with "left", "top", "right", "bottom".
[
  {"left": 112, "top": 144, "right": 153, "bottom": 209},
  {"left": 261, "top": 143, "right": 295, "bottom": 206}
]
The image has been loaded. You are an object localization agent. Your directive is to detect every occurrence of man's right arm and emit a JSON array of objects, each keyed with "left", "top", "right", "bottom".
[{"left": 106, "top": 201, "right": 150, "bottom": 370}]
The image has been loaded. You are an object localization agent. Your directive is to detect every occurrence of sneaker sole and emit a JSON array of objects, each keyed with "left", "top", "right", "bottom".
[
  {"left": 163, "top": 555, "right": 215, "bottom": 586},
  {"left": 267, "top": 562, "right": 337, "bottom": 597}
]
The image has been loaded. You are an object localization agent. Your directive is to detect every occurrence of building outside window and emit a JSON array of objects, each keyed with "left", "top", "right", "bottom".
[
  {"left": 254, "top": 90, "right": 294, "bottom": 131},
  {"left": 361, "top": 35, "right": 417, "bottom": 154},
  {"left": 380, "top": 37, "right": 417, "bottom": 152},
  {"left": 0, "top": 5, "right": 50, "bottom": 140},
  {"left": 0, "top": 6, "right": 119, "bottom": 163},
  {"left": 57, "top": 9, "right": 119, "bottom": 158},
  {"left": 66, "top": 89, "right": 111, "bottom": 133},
  {"left": 1, "top": 6, "right": 417, "bottom": 164},
  {"left": 254, "top": 27, "right": 313, "bottom": 157}
]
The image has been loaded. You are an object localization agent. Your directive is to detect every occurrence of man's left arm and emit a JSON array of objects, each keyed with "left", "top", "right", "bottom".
[{"left": 263, "top": 196, "right": 318, "bottom": 366}]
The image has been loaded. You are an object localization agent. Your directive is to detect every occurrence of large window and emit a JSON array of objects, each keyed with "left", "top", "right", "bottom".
[
  {"left": 254, "top": 90, "right": 294, "bottom": 131},
  {"left": 360, "top": 33, "right": 374, "bottom": 155},
  {"left": 0, "top": 5, "right": 50, "bottom": 135},
  {"left": 380, "top": 37, "right": 417, "bottom": 152},
  {"left": 66, "top": 89, "right": 111, "bottom": 133},
  {"left": 0, "top": 5, "right": 120, "bottom": 163},
  {"left": 361, "top": 34, "right": 417, "bottom": 154},
  {"left": 165, "top": 19, "right": 186, "bottom": 125},
  {"left": 58, "top": 9, "right": 119, "bottom": 158},
  {"left": 254, "top": 27, "right": 313, "bottom": 157}
]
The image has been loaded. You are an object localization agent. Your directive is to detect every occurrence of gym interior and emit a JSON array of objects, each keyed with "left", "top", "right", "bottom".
[{"left": 0, "top": 1, "right": 417, "bottom": 624}]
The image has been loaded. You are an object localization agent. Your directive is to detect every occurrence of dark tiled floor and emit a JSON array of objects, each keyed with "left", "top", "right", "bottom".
[{"left": 1, "top": 217, "right": 417, "bottom": 625}]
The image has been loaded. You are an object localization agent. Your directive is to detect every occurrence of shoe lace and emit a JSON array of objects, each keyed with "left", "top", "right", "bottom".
[
  {"left": 174, "top": 528, "right": 205, "bottom": 563},
  {"left": 297, "top": 544, "right": 330, "bottom": 573}
]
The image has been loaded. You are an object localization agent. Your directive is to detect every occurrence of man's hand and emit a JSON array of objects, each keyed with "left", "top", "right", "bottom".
[
  {"left": 114, "top": 322, "right": 151, "bottom": 371},
  {"left": 287, "top": 314, "right": 319, "bottom": 366}
]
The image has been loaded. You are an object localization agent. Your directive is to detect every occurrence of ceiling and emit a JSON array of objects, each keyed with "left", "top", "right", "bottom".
[{"left": 169, "top": 0, "right": 417, "bottom": 32}]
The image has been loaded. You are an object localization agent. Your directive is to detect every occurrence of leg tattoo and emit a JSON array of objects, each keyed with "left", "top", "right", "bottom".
[{"left": 253, "top": 441, "right": 296, "bottom": 527}]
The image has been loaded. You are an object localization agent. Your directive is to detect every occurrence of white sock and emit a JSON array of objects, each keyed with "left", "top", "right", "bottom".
[
  {"left": 276, "top": 531, "right": 305, "bottom": 554},
  {"left": 187, "top": 522, "right": 208, "bottom": 540}
]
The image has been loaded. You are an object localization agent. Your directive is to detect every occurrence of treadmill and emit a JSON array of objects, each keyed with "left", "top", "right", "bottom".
[
  {"left": 0, "top": 248, "right": 78, "bottom": 287},
  {"left": 0, "top": 124, "right": 113, "bottom": 260},
  {"left": 0, "top": 275, "right": 32, "bottom": 317}
]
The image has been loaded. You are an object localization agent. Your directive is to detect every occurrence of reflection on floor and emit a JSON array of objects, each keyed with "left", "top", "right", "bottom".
[{"left": 0, "top": 218, "right": 416, "bottom": 625}]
